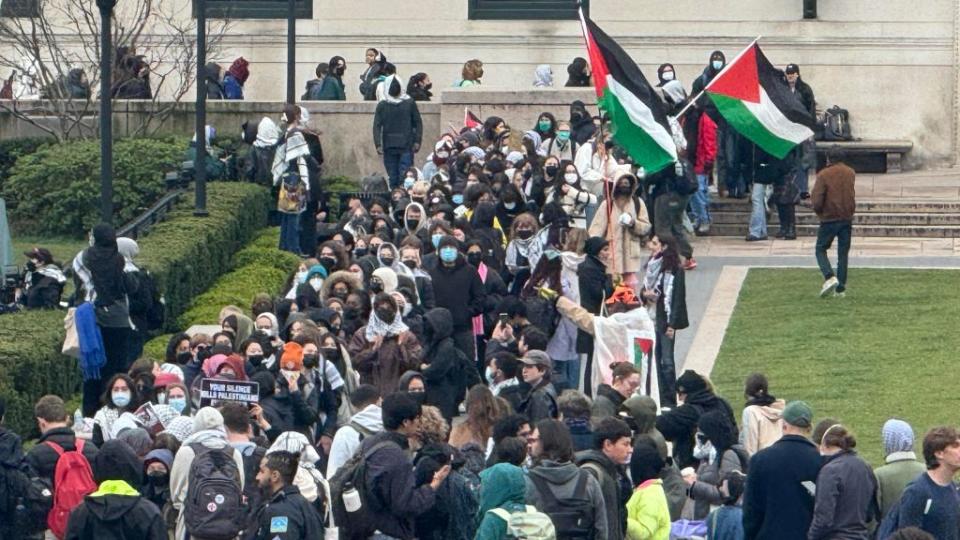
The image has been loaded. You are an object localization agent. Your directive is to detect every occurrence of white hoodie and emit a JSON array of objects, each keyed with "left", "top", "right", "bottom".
[{"left": 325, "top": 404, "right": 384, "bottom": 478}]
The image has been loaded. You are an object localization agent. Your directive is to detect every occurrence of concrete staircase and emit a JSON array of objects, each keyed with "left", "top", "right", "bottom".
[{"left": 707, "top": 199, "right": 960, "bottom": 238}]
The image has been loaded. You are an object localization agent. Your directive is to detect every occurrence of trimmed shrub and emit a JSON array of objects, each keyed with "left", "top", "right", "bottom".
[
  {"left": 2, "top": 137, "right": 188, "bottom": 236},
  {"left": 0, "top": 136, "right": 54, "bottom": 193}
]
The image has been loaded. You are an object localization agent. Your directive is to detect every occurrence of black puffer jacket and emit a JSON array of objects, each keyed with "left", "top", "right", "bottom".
[
  {"left": 655, "top": 390, "right": 736, "bottom": 469},
  {"left": 427, "top": 255, "right": 486, "bottom": 332},
  {"left": 0, "top": 427, "right": 30, "bottom": 539},
  {"left": 421, "top": 308, "right": 478, "bottom": 422}
]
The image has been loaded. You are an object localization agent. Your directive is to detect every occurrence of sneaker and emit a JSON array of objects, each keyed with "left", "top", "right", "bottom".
[
  {"left": 834, "top": 291, "right": 846, "bottom": 298},
  {"left": 820, "top": 277, "right": 839, "bottom": 298},
  {"left": 745, "top": 235, "right": 768, "bottom": 242},
  {"left": 683, "top": 258, "right": 698, "bottom": 271},
  {"left": 697, "top": 223, "right": 711, "bottom": 235}
]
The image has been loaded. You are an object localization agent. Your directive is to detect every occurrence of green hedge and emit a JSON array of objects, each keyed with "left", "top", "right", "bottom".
[
  {"left": 142, "top": 228, "right": 298, "bottom": 360},
  {"left": 2, "top": 137, "right": 188, "bottom": 237},
  {"left": 0, "top": 136, "right": 54, "bottom": 194}
]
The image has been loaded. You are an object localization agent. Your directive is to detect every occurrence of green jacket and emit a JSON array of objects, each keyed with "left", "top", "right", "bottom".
[
  {"left": 476, "top": 463, "right": 527, "bottom": 540},
  {"left": 185, "top": 144, "right": 227, "bottom": 181},
  {"left": 874, "top": 452, "right": 926, "bottom": 518}
]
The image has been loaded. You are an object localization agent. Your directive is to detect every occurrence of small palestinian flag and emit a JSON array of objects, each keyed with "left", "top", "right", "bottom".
[
  {"left": 579, "top": 12, "right": 676, "bottom": 174},
  {"left": 464, "top": 108, "right": 482, "bottom": 129},
  {"left": 706, "top": 43, "right": 815, "bottom": 158}
]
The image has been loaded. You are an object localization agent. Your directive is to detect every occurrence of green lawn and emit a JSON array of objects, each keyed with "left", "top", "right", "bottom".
[
  {"left": 710, "top": 268, "right": 960, "bottom": 465},
  {"left": 11, "top": 235, "right": 88, "bottom": 266}
]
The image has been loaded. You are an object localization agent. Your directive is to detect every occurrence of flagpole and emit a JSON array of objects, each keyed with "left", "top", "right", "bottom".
[{"left": 673, "top": 35, "right": 763, "bottom": 119}]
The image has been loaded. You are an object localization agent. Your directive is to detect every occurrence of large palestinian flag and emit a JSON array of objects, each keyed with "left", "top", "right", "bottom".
[
  {"left": 706, "top": 43, "right": 815, "bottom": 158},
  {"left": 579, "top": 13, "right": 676, "bottom": 174}
]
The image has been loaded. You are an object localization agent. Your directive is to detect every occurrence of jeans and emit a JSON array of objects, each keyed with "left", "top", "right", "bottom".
[
  {"left": 655, "top": 327, "right": 677, "bottom": 407},
  {"left": 279, "top": 212, "right": 301, "bottom": 253},
  {"left": 748, "top": 184, "right": 768, "bottom": 238},
  {"left": 690, "top": 174, "right": 712, "bottom": 225},
  {"left": 552, "top": 358, "right": 582, "bottom": 393},
  {"left": 654, "top": 192, "right": 693, "bottom": 258},
  {"left": 815, "top": 220, "right": 852, "bottom": 292},
  {"left": 383, "top": 150, "right": 414, "bottom": 189}
]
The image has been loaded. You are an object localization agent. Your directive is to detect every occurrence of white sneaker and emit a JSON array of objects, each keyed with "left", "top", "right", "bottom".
[{"left": 820, "top": 277, "right": 839, "bottom": 298}]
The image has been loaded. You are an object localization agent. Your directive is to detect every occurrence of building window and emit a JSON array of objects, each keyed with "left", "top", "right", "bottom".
[
  {"left": 468, "top": 0, "right": 587, "bottom": 20},
  {"left": 198, "top": 0, "right": 312, "bottom": 20},
  {"left": 1, "top": 0, "right": 39, "bottom": 17}
]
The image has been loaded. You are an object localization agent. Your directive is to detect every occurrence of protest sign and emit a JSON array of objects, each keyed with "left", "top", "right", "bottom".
[{"left": 199, "top": 378, "right": 260, "bottom": 407}]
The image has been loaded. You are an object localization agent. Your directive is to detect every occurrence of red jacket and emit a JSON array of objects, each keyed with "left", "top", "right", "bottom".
[{"left": 694, "top": 113, "right": 717, "bottom": 175}]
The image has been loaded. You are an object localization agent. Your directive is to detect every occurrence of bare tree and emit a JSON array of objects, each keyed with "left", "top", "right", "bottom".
[{"left": 0, "top": 0, "right": 232, "bottom": 141}]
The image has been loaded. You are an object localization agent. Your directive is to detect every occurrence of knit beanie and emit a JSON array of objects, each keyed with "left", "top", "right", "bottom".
[
  {"left": 882, "top": 419, "right": 914, "bottom": 456},
  {"left": 281, "top": 342, "right": 304, "bottom": 371},
  {"left": 676, "top": 370, "right": 707, "bottom": 395}
]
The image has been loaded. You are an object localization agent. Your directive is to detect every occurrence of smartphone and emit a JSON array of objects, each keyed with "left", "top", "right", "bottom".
[{"left": 499, "top": 313, "right": 509, "bottom": 326}]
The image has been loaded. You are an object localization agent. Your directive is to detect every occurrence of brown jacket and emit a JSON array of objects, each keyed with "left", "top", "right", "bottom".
[
  {"left": 812, "top": 163, "right": 856, "bottom": 222},
  {"left": 348, "top": 327, "right": 422, "bottom": 396}
]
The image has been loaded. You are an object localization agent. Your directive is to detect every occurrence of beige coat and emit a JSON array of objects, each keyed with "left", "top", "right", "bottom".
[
  {"left": 740, "top": 399, "right": 786, "bottom": 455},
  {"left": 587, "top": 171, "right": 651, "bottom": 275}
]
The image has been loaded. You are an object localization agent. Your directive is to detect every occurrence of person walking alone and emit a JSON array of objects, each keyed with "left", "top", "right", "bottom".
[{"left": 812, "top": 147, "right": 856, "bottom": 298}]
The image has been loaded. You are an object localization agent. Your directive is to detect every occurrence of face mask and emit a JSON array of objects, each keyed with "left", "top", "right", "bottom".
[
  {"left": 303, "top": 354, "right": 319, "bottom": 369},
  {"left": 467, "top": 252, "right": 483, "bottom": 267},
  {"left": 522, "top": 169, "right": 532, "bottom": 180},
  {"left": 504, "top": 201, "right": 517, "bottom": 210},
  {"left": 310, "top": 276, "right": 323, "bottom": 291},
  {"left": 176, "top": 351, "right": 193, "bottom": 365},
  {"left": 168, "top": 397, "right": 187, "bottom": 413},
  {"left": 147, "top": 471, "right": 169, "bottom": 488},
  {"left": 431, "top": 234, "right": 443, "bottom": 249},
  {"left": 544, "top": 249, "right": 561, "bottom": 261},
  {"left": 401, "top": 302, "right": 412, "bottom": 317},
  {"left": 320, "top": 256, "right": 337, "bottom": 271},
  {"left": 538, "top": 120, "right": 551, "bottom": 131},
  {"left": 615, "top": 185, "right": 632, "bottom": 197},
  {"left": 112, "top": 391, "right": 131, "bottom": 408},
  {"left": 436, "top": 150, "right": 449, "bottom": 159},
  {"left": 545, "top": 165, "right": 558, "bottom": 177},
  {"left": 295, "top": 270, "right": 307, "bottom": 284},
  {"left": 406, "top": 217, "right": 420, "bottom": 229},
  {"left": 25, "top": 261, "right": 36, "bottom": 272},
  {"left": 662, "top": 70, "right": 675, "bottom": 81},
  {"left": 712, "top": 60, "right": 724, "bottom": 71},
  {"left": 424, "top": 83, "right": 433, "bottom": 91},
  {"left": 354, "top": 247, "right": 368, "bottom": 258},
  {"left": 692, "top": 435, "right": 715, "bottom": 461},
  {"left": 485, "top": 366, "right": 497, "bottom": 382},
  {"left": 439, "top": 246, "right": 458, "bottom": 263},
  {"left": 564, "top": 173, "right": 578, "bottom": 184},
  {"left": 408, "top": 391, "right": 427, "bottom": 407},
  {"left": 376, "top": 307, "right": 396, "bottom": 324},
  {"left": 556, "top": 131, "right": 570, "bottom": 142},
  {"left": 516, "top": 229, "right": 534, "bottom": 240},
  {"left": 247, "top": 354, "right": 264, "bottom": 367},
  {"left": 380, "top": 257, "right": 395, "bottom": 268},
  {"left": 404, "top": 177, "right": 415, "bottom": 189},
  {"left": 452, "top": 194, "right": 464, "bottom": 205},
  {"left": 321, "top": 347, "right": 340, "bottom": 361},
  {"left": 332, "top": 289, "right": 349, "bottom": 301},
  {"left": 369, "top": 281, "right": 384, "bottom": 294},
  {"left": 403, "top": 259, "right": 417, "bottom": 270}
]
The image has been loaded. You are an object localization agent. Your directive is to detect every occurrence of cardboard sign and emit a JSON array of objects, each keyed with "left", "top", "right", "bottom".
[{"left": 199, "top": 378, "right": 260, "bottom": 407}]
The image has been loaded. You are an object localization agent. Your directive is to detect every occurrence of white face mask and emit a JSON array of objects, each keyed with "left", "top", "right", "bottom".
[
  {"left": 402, "top": 302, "right": 412, "bottom": 317},
  {"left": 309, "top": 276, "right": 323, "bottom": 291},
  {"left": 564, "top": 173, "right": 578, "bottom": 184},
  {"left": 295, "top": 270, "right": 307, "bottom": 284},
  {"left": 504, "top": 202, "right": 517, "bottom": 210},
  {"left": 662, "top": 70, "right": 675, "bottom": 81},
  {"left": 693, "top": 436, "right": 716, "bottom": 462}
]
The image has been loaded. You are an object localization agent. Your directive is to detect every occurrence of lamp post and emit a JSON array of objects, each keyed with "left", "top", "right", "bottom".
[
  {"left": 96, "top": 0, "right": 117, "bottom": 224},
  {"left": 286, "top": 0, "right": 295, "bottom": 103},
  {"left": 194, "top": 0, "right": 208, "bottom": 216}
]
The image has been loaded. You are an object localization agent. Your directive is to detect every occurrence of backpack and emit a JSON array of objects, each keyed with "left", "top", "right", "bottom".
[
  {"left": 489, "top": 505, "right": 557, "bottom": 540},
  {"left": 1, "top": 454, "right": 51, "bottom": 538},
  {"left": 45, "top": 440, "right": 96, "bottom": 539},
  {"left": 821, "top": 106, "right": 853, "bottom": 141},
  {"left": 348, "top": 420, "right": 374, "bottom": 442},
  {"left": 329, "top": 439, "right": 398, "bottom": 540},
  {"left": 183, "top": 443, "right": 243, "bottom": 540},
  {"left": 442, "top": 471, "right": 480, "bottom": 540},
  {"left": 277, "top": 156, "right": 307, "bottom": 214},
  {"left": 528, "top": 470, "right": 595, "bottom": 540}
]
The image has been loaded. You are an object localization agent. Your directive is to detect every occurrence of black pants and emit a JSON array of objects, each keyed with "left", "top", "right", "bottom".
[
  {"left": 654, "top": 192, "right": 694, "bottom": 258},
  {"left": 816, "top": 220, "right": 852, "bottom": 293},
  {"left": 452, "top": 329, "right": 476, "bottom": 363},
  {"left": 82, "top": 325, "right": 133, "bottom": 417},
  {"left": 655, "top": 326, "right": 677, "bottom": 408}
]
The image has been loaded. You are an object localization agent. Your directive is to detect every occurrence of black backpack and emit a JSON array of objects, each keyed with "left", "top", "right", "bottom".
[
  {"left": 821, "top": 106, "right": 853, "bottom": 141},
  {"left": 183, "top": 444, "right": 243, "bottom": 540},
  {"left": 1, "top": 459, "right": 50, "bottom": 538},
  {"left": 529, "top": 469, "right": 596, "bottom": 540},
  {"left": 329, "top": 439, "right": 398, "bottom": 540}
]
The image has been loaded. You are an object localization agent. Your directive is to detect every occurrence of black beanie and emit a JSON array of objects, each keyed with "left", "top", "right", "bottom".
[
  {"left": 630, "top": 438, "right": 664, "bottom": 485},
  {"left": 94, "top": 439, "right": 143, "bottom": 487},
  {"left": 584, "top": 237, "right": 609, "bottom": 257},
  {"left": 676, "top": 370, "right": 707, "bottom": 395}
]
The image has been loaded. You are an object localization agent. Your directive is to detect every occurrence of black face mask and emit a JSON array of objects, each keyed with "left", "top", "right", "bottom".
[
  {"left": 333, "top": 289, "right": 349, "bottom": 301},
  {"left": 176, "top": 351, "right": 193, "bottom": 365},
  {"left": 25, "top": 261, "right": 36, "bottom": 272},
  {"left": 407, "top": 391, "right": 427, "bottom": 406},
  {"left": 380, "top": 257, "right": 395, "bottom": 268},
  {"left": 522, "top": 169, "right": 533, "bottom": 180},
  {"left": 424, "top": 83, "right": 433, "bottom": 91},
  {"left": 303, "top": 354, "right": 319, "bottom": 369},
  {"left": 369, "top": 281, "right": 384, "bottom": 294},
  {"left": 376, "top": 307, "right": 396, "bottom": 324},
  {"left": 615, "top": 185, "right": 632, "bottom": 197},
  {"left": 545, "top": 165, "right": 558, "bottom": 177},
  {"left": 320, "top": 257, "right": 337, "bottom": 271},
  {"left": 196, "top": 348, "right": 212, "bottom": 362},
  {"left": 467, "top": 252, "right": 483, "bottom": 267},
  {"left": 407, "top": 218, "right": 420, "bottom": 230},
  {"left": 343, "top": 307, "right": 359, "bottom": 320},
  {"left": 147, "top": 472, "right": 169, "bottom": 488},
  {"left": 354, "top": 248, "right": 368, "bottom": 258},
  {"left": 247, "top": 354, "right": 264, "bottom": 368},
  {"left": 516, "top": 229, "right": 534, "bottom": 240},
  {"left": 403, "top": 259, "right": 417, "bottom": 270},
  {"left": 322, "top": 347, "right": 340, "bottom": 361}
]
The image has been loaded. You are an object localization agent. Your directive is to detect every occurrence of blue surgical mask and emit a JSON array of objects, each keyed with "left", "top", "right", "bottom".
[
  {"left": 544, "top": 249, "right": 561, "bottom": 261},
  {"left": 404, "top": 177, "right": 415, "bottom": 189},
  {"left": 712, "top": 60, "right": 724, "bottom": 70},
  {"left": 485, "top": 366, "right": 497, "bottom": 382},
  {"left": 168, "top": 397, "right": 187, "bottom": 414},
  {"left": 112, "top": 391, "right": 131, "bottom": 408},
  {"left": 432, "top": 233, "right": 443, "bottom": 249},
  {"left": 439, "top": 246, "right": 458, "bottom": 263},
  {"left": 452, "top": 194, "right": 464, "bottom": 205}
]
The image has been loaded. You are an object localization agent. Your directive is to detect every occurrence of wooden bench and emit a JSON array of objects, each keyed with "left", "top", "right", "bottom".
[{"left": 815, "top": 140, "right": 913, "bottom": 174}]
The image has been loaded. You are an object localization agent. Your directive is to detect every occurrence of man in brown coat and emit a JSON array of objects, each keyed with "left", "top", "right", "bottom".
[{"left": 811, "top": 147, "right": 856, "bottom": 298}]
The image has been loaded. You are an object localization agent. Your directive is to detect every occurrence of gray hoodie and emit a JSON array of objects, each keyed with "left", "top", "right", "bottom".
[
  {"left": 525, "top": 460, "right": 609, "bottom": 540},
  {"left": 326, "top": 404, "right": 384, "bottom": 478}
]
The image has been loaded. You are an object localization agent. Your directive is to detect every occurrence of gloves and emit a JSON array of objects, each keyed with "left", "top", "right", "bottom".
[
  {"left": 537, "top": 286, "right": 559, "bottom": 305},
  {"left": 618, "top": 212, "right": 634, "bottom": 227}
]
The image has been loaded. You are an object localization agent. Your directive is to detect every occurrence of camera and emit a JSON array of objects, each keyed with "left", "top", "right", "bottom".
[{"left": 0, "top": 264, "right": 22, "bottom": 304}]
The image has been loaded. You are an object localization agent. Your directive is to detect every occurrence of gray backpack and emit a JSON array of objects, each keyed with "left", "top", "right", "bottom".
[{"left": 184, "top": 444, "right": 243, "bottom": 540}]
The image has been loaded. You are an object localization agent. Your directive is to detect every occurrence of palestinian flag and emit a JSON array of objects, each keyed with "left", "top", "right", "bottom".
[
  {"left": 706, "top": 43, "right": 815, "bottom": 158},
  {"left": 579, "top": 13, "right": 676, "bottom": 174},
  {"left": 464, "top": 108, "right": 482, "bottom": 129}
]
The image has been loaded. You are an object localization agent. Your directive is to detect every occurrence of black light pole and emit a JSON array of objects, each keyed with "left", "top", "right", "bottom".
[
  {"left": 286, "top": 0, "right": 295, "bottom": 103},
  {"left": 194, "top": 0, "right": 208, "bottom": 216},
  {"left": 96, "top": 0, "right": 117, "bottom": 224}
]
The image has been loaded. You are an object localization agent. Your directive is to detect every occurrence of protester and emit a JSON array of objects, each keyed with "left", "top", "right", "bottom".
[
  {"left": 304, "top": 56, "right": 346, "bottom": 100},
  {"left": 359, "top": 47, "right": 388, "bottom": 100},
  {"left": 591, "top": 362, "right": 639, "bottom": 422},
  {"left": 518, "top": 351, "right": 558, "bottom": 424},
  {"left": 686, "top": 409, "right": 748, "bottom": 519},
  {"left": 373, "top": 75, "right": 423, "bottom": 189},
  {"left": 326, "top": 384, "right": 383, "bottom": 477},
  {"left": 27, "top": 394, "right": 100, "bottom": 487},
  {"left": 428, "top": 235, "right": 486, "bottom": 361},
  {"left": 222, "top": 57, "right": 249, "bottom": 99},
  {"left": 17, "top": 246, "right": 66, "bottom": 309},
  {"left": 626, "top": 438, "right": 671, "bottom": 540},
  {"left": 739, "top": 373, "right": 784, "bottom": 455},
  {"left": 566, "top": 57, "right": 592, "bottom": 87},
  {"left": 272, "top": 104, "right": 312, "bottom": 254},
  {"left": 559, "top": 390, "right": 594, "bottom": 451},
  {"left": 533, "top": 64, "right": 553, "bottom": 87},
  {"left": 874, "top": 419, "right": 926, "bottom": 519},
  {"left": 576, "top": 416, "right": 633, "bottom": 540},
  {"left": 807, "top": 424, "right": 877, "bottom": 540},
  {"left": 656, "top": 370, "right": 736, "bottom": 469},
  {"left": 407, "top": 72, "right": 433, "bottom": 101},
  {"left": 705, "top": 471, "right": 746, "bottom": 540},
  {"left": 588, "top": 169, "right": 651, "bottom": 282},
  {"left": 475, "top": 463, "right": 535, "bottom": 540},
  {"left": 649, "top": 239, "right": 688, "bottom": 407},
  {"left": 785, "top": 63, "right": 816, "bottom": 198},
  {"left": 813, "top": 147, "right": 856, "bottom": 298}
]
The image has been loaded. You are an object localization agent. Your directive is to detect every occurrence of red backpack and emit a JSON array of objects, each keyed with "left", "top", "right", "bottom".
[{"left": 45, "top": 439, "right": 97, "bottom": 539}]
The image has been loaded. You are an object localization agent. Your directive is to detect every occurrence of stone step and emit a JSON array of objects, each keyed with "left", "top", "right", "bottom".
[
  {"left": 706, "top": 223, "right": 960, "bottom": 238},
  {"left": 708, "top": 211, "right": 960, "bottom": 226},
  {"left": 708, "top": 199, "right": 960, "bottom": 214}
]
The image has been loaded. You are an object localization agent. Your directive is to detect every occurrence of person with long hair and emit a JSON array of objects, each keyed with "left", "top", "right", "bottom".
[
  {"left": 359, "top": 47, "right": 387, "bottom": 100},
  {"left": 686, "top": 409, "right": 748, "bottom": 519},
  {"left": 649, "top": 239, "right": 688, "bottom": 407},
  {"left": 449, "top": 385, "right": 501, "bottom": 449},
  {"left": 740, "top": 373, "right": 785, "bottom": 455},
  {"left": 272, "top": 104, "right": 311, "bottom": 254},
  {"left": 92, "top": 373, "right": 139, "bottom": 446}
]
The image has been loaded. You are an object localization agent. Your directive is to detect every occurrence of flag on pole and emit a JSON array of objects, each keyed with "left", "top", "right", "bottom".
[
  {"left": 578, "top": 11, "right": 677, "bottom": 174},
  {"left": 706, "top": 42, "right": 815, "bottom": 158},
  {"left": 464, "top": 108, "right": 482, "bottom": 129}
]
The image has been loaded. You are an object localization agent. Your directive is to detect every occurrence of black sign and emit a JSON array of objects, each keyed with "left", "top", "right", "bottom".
[{"left": 199, "top": 378, "right": 260, "bottom": 407}]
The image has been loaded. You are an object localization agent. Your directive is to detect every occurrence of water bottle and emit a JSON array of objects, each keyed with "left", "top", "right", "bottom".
[{"left": 342, "top": 481, "right": 362, "bottom": 513}]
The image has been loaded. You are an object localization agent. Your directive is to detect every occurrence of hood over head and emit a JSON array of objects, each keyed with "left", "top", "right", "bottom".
[
  {"left": 320, "top": 269, "right": 362, "bottom": 301},
  {"left": 882, "top": 419, "right": 915, "bottom": 457},
  {"left": 478, "top": 463, "right": 527, "bottom": 514},
  {"left": 533, "top": 64, "right": 553, "bottom": 87},
  {"left": 622, "top": 394, "right": 658, "bottom": 433},
  {"left": 398, "top": 370, "right": 424, "bottom": 392},
  {"left": 423, "top": 307, "right": 454, "bottom": 346},
  {"left": 94, "top": 439, "right": 142, "bottom": 486}
]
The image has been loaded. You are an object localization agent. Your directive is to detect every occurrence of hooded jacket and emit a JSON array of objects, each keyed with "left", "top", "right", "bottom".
[
  {"left": 569, "top": 100, "right": 596, "bottom": 146},
  {"left": 319, "top": 270, "right": 362, "bottom": 302},
  {"left": 476, "top": 463, "right": 528, "bottom": 540},
  {"left": 373, "top": 90, "right": 423, "bottom": 152},
  {"left": 587, "top": 170, "right": 651, "bottom": 275},
  {"left": 576, "top": 449, "right": 630, "bottom": 540},
  {"left": 655, "top": 389, "right": 736, "bottom": 469},
  {"left": 427, "top": 253, "right": 486, "bottom": 332},
  {"left": 204, "top": 62, "right": 225, "bottom": 100},
  {"left": 740, "top": 399, "right": 785, "bottom": 455},
  {"left": 421, "top": 307, "right": 475, "bottom": 421},
  {"left": 623, "top": 395, "right": 669, "bottom": 460},
  {"left": 0, "top": 427, "right": 29, "bottom": 538},
  {"left": 325, "top": 404, "right": 383, "bottom": 478},
  {"left": 348, "top": 316, "right": 422, "bottom": 397},
  {"left": 525, "top": 460, "right": 608, "bottom": 540},
  {"left": 626, "top": 479, "right": 671, "bottom": 540},
  {"left": 64, "top": 480, "right": 167, "bottom": 540}
]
